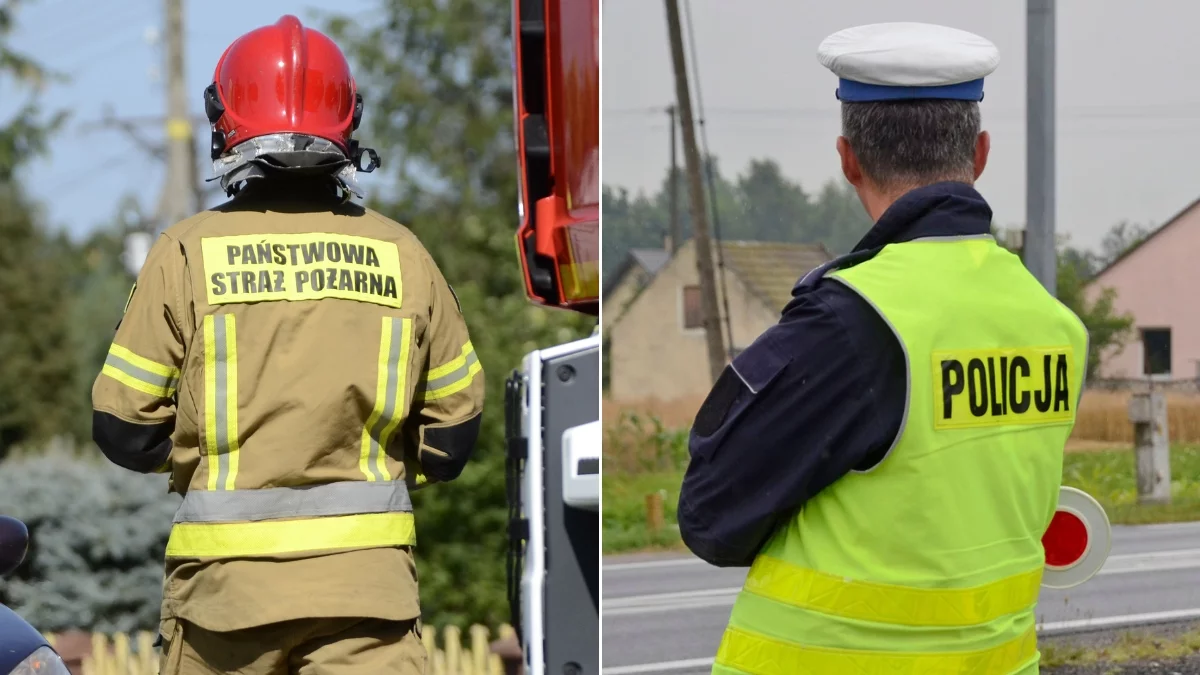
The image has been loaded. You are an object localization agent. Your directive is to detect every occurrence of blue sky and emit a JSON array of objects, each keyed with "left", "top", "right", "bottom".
[{"left": 2, "top": 0, "right": 377, "bottom": 239}]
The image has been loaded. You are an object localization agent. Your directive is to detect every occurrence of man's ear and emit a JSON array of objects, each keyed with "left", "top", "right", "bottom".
[
  {"left": 973, "top": 130, "right": 990, "bottom": 180},
  {"left": 837, "top": 136, "right": 863, "bottom": 187}
]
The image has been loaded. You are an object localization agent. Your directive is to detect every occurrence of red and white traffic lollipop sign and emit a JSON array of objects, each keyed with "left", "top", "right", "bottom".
[{"left": 1041, "top": 486, "right": 1112, "bottom": 589}]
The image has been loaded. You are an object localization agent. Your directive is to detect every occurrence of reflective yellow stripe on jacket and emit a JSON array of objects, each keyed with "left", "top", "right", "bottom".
[
  {"left": 203, "top": 314, "right": 239, "bottom": 491},
  {"left": 165, "top": 479, "right": 416, "bottom": 557},
  {"left": 167, "top": 313, "right": 418, "bottom": 559},
  {"left": 101, "top": 344, "right": 179, "bottom": 398},
  {"left": 360, "top": 317, "right": 413, "bottom": 482},
  {"left": 421, "top": 341, "right": 481, "bottom": 401}
]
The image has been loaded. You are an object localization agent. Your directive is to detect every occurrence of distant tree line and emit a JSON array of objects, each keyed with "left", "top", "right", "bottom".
[
  {"left": 603, "top": 159, "right": 1147, "bottom": 380},
  {"left": 603, "top": 158, "right": 871, "bottom": 280}
]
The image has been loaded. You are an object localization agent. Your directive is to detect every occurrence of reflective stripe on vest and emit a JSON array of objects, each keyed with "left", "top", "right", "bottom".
[
  {"left": 166, "top": 479, "right": 416, "bottom": 557},
  {"left": 715, "top": 236, "right": 1088, "bottom": 675},
  {"left": 714, "top": 625, "right": 1037, "bottom": 675},
  {"left": 744, "top": 555, "right": 1042, "bottom": 627}
]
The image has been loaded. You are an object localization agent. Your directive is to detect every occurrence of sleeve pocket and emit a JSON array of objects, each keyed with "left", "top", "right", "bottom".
[
  {"left": 729, "top": 338, "right": 790, "bottom": 395},
  {"left": 691, "top": 338, "right": 791, "bottom": 438}
]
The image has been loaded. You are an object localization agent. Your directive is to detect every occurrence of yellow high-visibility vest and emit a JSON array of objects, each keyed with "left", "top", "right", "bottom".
[{"left": 713, "top": 235, "right": 1089, "bottom": 675}]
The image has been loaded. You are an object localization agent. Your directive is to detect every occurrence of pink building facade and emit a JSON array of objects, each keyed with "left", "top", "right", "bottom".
[{"left": 1086, "top": 198, "right": 1200, "bottom": 380}]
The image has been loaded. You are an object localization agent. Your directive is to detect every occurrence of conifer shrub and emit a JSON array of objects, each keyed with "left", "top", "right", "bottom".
[{"left": 0, "top": 441, "right": 178, "bottom": 633}]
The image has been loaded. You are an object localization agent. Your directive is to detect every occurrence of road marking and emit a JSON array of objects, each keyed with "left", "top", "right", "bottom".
[
  {"left": 603, "top": 533, "right": 1200, "bottom": 573},
  {"left": 604, "top": 587, "right": 739, "bottom": 617},
  {"left": 1101, "top": 547, "right": 1200, "bottom": 574},
  {"left": 1037, "top": 607, "right": 1200, "bottom": 634},
  {"left": 603, "top": 608, "right": 1200, "bottom": 674},
  {"left": 605, "top": 558, "right": 707, "bottom": 572},
  {"left": 602, "top": 657, "right": 714, "bottom": 674}
]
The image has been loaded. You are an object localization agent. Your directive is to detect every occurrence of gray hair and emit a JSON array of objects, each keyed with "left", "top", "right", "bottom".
[{"left": 840, "top": 99, "right": 981, "bottom": 190}]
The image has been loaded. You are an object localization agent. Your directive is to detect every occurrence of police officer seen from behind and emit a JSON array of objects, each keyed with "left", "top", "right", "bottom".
[
  {"left": 90, "top": 15, "right": 484, "bottom": 675},
  {"left": 680, "top": 23, "right": 1087, "bottom": 675}
]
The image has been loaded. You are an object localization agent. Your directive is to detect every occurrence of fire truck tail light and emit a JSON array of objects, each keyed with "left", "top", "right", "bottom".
[
  {"left": 534, "top": 196, "right": 598, "bottom": 305},
  {"left": 559, "top": 221, "right": 599, "bottom": 302}
]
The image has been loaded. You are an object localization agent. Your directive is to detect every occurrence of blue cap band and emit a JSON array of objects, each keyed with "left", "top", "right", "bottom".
[{"left": 836, "top": 78, "right": 985, "bottom": 102}]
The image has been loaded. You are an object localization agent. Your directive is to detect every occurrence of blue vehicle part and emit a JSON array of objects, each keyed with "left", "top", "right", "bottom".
[{"left": 0, "top": 604, "right": 50, "bottom": 673}]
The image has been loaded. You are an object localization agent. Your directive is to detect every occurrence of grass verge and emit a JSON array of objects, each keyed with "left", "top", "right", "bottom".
[
  {"left": 603, "top": 471, "right": 685, "bottom": 554},
  {"left": 603, "top": 445, "right": 1200, "bottom": 555},
  {"left": 1041, "top": 622, "right": 1200, "bottom": 668}
]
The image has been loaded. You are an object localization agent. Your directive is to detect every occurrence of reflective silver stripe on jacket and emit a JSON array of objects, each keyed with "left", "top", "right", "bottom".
[
  {"left": 103, "top": 352, "right": 179, "bottom": 394},
  {"left": 173, "top": 480, "right": 413, "bottom": 524}
]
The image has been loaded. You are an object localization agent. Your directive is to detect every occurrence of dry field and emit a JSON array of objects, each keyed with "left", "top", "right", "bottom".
[{"left": 604, "top": 391, "right": 1200, "bottom": 449}]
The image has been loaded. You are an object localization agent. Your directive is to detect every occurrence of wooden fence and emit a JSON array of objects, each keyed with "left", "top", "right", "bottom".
[{"left": 44, "top": 624, "right": 518, "bottom": 675}]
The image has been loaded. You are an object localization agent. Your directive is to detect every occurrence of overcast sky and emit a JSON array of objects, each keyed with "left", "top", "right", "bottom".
[{"left": 602, "top": 0, "right": 1200, "bottom": 251}]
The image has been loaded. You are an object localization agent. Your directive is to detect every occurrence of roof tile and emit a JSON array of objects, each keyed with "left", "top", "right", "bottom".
[{"left": 718, "top": 241, "right": 833, "bottom": 310}]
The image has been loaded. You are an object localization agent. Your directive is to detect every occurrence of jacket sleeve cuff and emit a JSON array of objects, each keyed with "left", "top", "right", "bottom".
[{"left": 92, "top": 410, "right": 174, "bottom": 474}]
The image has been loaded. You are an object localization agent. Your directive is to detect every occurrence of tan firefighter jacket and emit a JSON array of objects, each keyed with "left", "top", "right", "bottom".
[{"left": 91, "top": 181, "right": 484, "bottom": 630}]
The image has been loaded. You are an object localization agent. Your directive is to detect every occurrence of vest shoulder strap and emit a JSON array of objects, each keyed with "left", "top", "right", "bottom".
[{"left": 793, "top": 246, "right": 882, "bottom": 292}]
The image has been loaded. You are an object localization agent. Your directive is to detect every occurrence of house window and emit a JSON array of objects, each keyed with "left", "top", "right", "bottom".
[
  {"left": 1141, "top": 327, "right": 1171, "bottom": 376},
  {"left": 682, "top": 285, "right": 703, "bottom": 329}
]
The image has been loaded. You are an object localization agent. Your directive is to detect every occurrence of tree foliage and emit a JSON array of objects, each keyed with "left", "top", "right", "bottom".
[
  {"left": 322, "top": 0, "right": 593, "bottom": 629},
  {"left": 0, "top": 0, "right": 65, "bottom": 180},
  {"left": 0, "top": 185, "right": 78, "bottom": 451},
  {"left": 1055, "top": 221, "right": 1146, "bottom": 381},
  {"left": 0, "top": 2, "right": 75, "bottom": 453},
  {"left": 602, "top": 159, "right": 871, "bottom": 280}
]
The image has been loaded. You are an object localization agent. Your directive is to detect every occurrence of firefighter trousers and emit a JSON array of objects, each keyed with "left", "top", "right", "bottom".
[{"left": 158, "top": 615, "right": 426, "bottom": 675}]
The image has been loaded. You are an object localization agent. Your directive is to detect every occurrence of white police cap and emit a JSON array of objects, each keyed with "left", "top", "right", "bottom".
[{"left": 817, "top": 22, "right": 999, "bottom": 102}]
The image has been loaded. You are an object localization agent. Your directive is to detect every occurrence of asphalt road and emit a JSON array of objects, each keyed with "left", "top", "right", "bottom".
[{"left": 601, "top": 521, "right": 1200, "bottom": 674}]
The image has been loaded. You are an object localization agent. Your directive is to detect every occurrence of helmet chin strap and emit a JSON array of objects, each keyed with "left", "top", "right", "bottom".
[{"left": 209, "top": 133, "right": 380, "bottom": 198}]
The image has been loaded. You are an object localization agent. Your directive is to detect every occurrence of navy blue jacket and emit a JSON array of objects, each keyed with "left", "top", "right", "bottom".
[{"left": 678, "top": 182, "right": 995, "bottom": 567}]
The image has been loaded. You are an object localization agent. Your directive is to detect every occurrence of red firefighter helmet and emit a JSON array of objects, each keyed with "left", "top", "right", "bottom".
[{"left": 204, "top": 15, "right": 363, "bottom": 159}]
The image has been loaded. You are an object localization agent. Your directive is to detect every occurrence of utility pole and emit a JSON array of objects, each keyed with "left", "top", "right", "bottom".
[
  {"left": 120, "top": 0, "right": 200, "bottom": 276},
  {"left": 158, "top": 0, "right": 198, "bottom": 232},
  {"left": 666, "top": 104, "right": 680, "bottom": 254},
  {"left": 1025, "top": 0, "right": 1056, "bottom": 295},
  {"left": 664, "top": 0, "right": 725, "bottom": 383}
]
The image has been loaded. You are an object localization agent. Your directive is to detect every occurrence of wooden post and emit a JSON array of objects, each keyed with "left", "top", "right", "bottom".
[
  {"left": 1129, "top": 390, "right": 1171, "bottom": 504},
  {"left": 645, "top": 491, "right": 665, "bottom": 535},
  {"left": 490, "top": 625, "right": 524, "bottom": 675},
  {"left": 664, "top": 0, "right": 726, "bottom": 383}
]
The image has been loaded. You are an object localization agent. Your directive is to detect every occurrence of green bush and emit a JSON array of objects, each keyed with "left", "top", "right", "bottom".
[{"left": 603, "top": 412, "right": 690, "bottom": 476}]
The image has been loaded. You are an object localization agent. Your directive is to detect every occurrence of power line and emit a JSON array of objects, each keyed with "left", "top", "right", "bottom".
[
  {"left": 24, "top": 1, "right": 151, "bottom": 53},
  {"left": 606, "top": 105, "right": 1200, "bottom": 120},
  {"left": 62, "top": 30, "right": 144, "bottom": 73},
  {"left": 610, "top": 121, "right": 1200, "bottom": 138}
]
